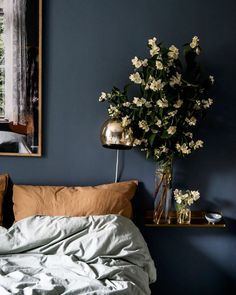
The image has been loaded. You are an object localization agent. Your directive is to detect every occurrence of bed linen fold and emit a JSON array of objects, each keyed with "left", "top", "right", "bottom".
[{"left": 0, "top": 215, "right": 156, "bottom": 294}]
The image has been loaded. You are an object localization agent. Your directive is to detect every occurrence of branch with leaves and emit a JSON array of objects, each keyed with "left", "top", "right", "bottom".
[{"left": 99, "top": 36, "right": 214, "bottom": 165}]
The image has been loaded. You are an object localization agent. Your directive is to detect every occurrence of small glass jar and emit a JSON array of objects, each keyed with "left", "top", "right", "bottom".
[{"left": 177, "top": 206, "right": 191, "bottom": 224}]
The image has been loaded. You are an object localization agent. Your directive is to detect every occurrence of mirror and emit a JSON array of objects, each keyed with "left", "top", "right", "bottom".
[{"left": 0, "top": 0, "right": 42, "bottom": 156}]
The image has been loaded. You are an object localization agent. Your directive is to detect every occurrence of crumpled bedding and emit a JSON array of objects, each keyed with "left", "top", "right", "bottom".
[{"left": 0, "top": 214, "right": 156, "bottom": 294}]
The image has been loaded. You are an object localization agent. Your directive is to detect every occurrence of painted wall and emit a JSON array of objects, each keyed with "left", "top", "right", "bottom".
[{"left": 1, "top": 0, "right": 236, "bottom": 293}]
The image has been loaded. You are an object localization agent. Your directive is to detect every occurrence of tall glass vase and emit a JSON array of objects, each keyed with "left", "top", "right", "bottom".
[{"left": 153, "top": 161, "right": 173, "bottom": 224}]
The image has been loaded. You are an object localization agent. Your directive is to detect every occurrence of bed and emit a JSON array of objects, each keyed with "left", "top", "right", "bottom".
[
  {"left": 0, "top": 177, "right": 157, "bottom": 295},
  {"left": 0, "top": 131, "right": 32, "bottom": 154}
]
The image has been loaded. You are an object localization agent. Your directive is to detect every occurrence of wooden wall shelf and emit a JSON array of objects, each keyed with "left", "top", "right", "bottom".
[{"left": 145, "top": 211, "right": 226, "bottom": 228}]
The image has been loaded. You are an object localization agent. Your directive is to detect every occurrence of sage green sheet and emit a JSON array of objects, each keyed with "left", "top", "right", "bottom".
[{"left": 0, "top": 215, "right": 156, "bottom": 294}]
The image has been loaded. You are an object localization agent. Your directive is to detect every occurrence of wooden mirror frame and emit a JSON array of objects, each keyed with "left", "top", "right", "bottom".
[{"left": 0, "top": 0, "right": 42, "bottom": 156}]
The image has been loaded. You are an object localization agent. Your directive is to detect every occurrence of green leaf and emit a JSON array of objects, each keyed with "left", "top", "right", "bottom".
[
  {"left": 113, "top": 86, "right": 120, "bottom": 92},
  {"left": 159, "top": 108, "right": 163, "bottom": 118},
  {"left": 123, "top": 84, "right": 130, "bottom": 94},
  {"left": 139, "top": 108, "right": 143, "bottom": 117},
  {"left": 149, "top": 133, "right": 157, "bottom": 146},
  {"left": 146, "top": 150, "right": 151, "bottom": 159},
  {"left": 161, "top": 131, "right": 170, "bottom": 139}
]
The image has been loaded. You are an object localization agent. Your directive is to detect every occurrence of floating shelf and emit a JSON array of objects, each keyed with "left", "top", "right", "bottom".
[{"left": 145, "top": 210, "right": 226, "bottom": 228}]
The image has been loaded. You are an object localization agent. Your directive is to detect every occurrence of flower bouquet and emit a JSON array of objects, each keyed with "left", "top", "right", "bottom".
[
  {"left": 174, "top": 189, "right": 200, "bottom": 224},
  {"left": 99, "top": 35, "right": 214, "bottom": 223}
]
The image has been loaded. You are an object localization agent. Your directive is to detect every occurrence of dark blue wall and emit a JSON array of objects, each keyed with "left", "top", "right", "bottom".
[{"left": 1, "top": 0, "right": 236, "bottom": 293}]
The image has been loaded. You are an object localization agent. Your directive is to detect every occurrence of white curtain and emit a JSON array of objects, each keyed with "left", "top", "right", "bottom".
[{"left": 3, "top": 0, "right": 27, "bottom": 125}]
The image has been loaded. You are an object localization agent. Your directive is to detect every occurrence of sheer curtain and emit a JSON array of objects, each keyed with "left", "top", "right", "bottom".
[{"left": 3, "top": 0, "right": 27, "bottom": 125}]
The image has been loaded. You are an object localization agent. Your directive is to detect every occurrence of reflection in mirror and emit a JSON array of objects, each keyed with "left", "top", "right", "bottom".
[{"left": 0, "top": 0, "right": 41, "bottom": 156}]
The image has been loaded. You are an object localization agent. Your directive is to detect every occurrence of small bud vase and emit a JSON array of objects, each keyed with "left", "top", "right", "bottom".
[
  {"left": 153, "top": 160, "right": 173, "bottom": 224},
  {"left": 177, "top": 206, "right": 191, "bottom": 224}
]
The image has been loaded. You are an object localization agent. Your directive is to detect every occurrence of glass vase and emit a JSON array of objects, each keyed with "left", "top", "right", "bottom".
[
  {"left": 177, "top": 206, "right": 191, "bottom": 224},
  {"left": 153, "top": 161, "right": 173, "bottom": 224}
]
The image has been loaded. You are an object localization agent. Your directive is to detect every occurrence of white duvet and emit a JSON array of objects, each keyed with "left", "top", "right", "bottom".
[{"left": 0, "top": 215, "right": 156, "bottom": 294}]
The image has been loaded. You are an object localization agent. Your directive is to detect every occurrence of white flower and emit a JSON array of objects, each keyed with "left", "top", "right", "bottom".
[
  {"left": 170, "top": 73, "right": 182, "bottom": 87},
  {"left": 133, "top": 97, "right": 139, "bottom": 105},
  {"left": 187, "top": 197, "right": 194, "bottom": 206},
  {"left": 173, "top": 99, "right": 183, "bottom": 109},
  {"left": 133, "top": 139, "right": 142, "bottom": 146},
  {"left": 131, "top": 56, "right": 143, "bottom": 69},
  {"left": 121, "top": 116, "right": 131, "bottom": 127},
  {"left": 148, "top": 75, "right": 154, "bottom": 82},
  {"left": 156, "top": 60, "right": 164, "bottom": 70},
  {"left": 189, "top": 140, "right": 195, "bottom": 148},
  {"left": 194, "top": 140, "right": 204, "bottom": 150},
  {"left": 141, "top": 80, "right": 146, "bottom": 86},
  {"left": 133, "top": 97, "right": 146, "bottom": 106},
  {"left": 150, "top": 46, "right": 160, "bottom": 57},
  {"left": 174, "top": 189, "right": 200, "bottom": 206},
  {"left": 150, "top": 79, "right": 164, "bottom": 91},
  {"left": 142, "top": 59, "right": 148, "bottom": 67},
  {"left": 167, "top": 59, "right": 174, "bottom": 67},
  {"left": 209, "top": 75, "right": 215, "bottom": 84},
  {"left": 144, "top": 75, "right": 156, "bottom": 90},
  {"left": 160, "top": 145, "right": 168, "bottom": 153},
  {"left": 138, "top": 120, "right": 149, "bottom": 132},
  {"left": 184, "top": 132, "right": 193, "bottom": 138},
  {"left": 169, "top": 45, "right": 179, "bottom": 53},
  {"left": 185, "top": 116, "right": 197, "bottom": 126},
  {"left": 123, "top": 102, "right": 131, "bottom": 107},
  {"left": 168, "top": 45, "right": 179, "bottom": 60},
  {"left": 174, "top": 189, "right": 181, "bottom": 195},
  {"left": 129, "top": 72, "right": 142, "bottom": 84},
  {"left": 156, "top": 98, "right": 168, "bottom": 108},
  {"left": 145, "top": 101, "right": 152, "bottom": 108},
  {"left": 148, "top": 37, "right": 157, "bottom": 47},
  {"left": 154, "top": 146, "right": 168, "bottom": 159},
  {"left": 194, "top": 100, "right": 202, "bottom": 110},
  {"left": 155, "top": 119, "right": 162, "bottom": 127},
  {"left": 144, "top": 84, "right": 150, "bottom": 90},
  {"left": 202, "top": 98, "right": 213, "bottom": 109},
  {"left": 191, "top": 190, "right": 200, "bottom": 201},
  {"left": 148, "top": 37, "right": 160, "bottom": 56},
  {"left": 175, "top": 196, "right": 182, "bottom": 204},
  {"left": 189, "top": 140, "right": 203, "bottom": 150},
  {"left": 176, "top": 143, "right": 191, "bottom": 154},
  {"left": 174, "top": 189, "right": 183, "bottom": 204},
  {"left": 167, "top": 126, "right": 176, "bottom": 135},
  {"left": 154, "top": 149, "right": 161, "bottom": 159},
  {"left": 99, "top": 92, "right": 109, "bottom": 102},
  {"left": 195, "top": 47, "right": 201, "bottom": 55},
  {"left": 144, "top": 75, "right": 152, "bottom": 90},
  {"left": 190, "top": 36, "right": 199, "bottom": 49},
  {"left": 108, "top": 105, "right": 120, "bottom": 117},
  {"left": 168, "top": 110, "right": 178, "bottom": 117}
]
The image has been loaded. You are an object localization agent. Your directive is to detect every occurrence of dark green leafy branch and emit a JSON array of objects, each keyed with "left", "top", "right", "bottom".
[{"left": 99, "top": 36, "right": 214, "bottom": 165}]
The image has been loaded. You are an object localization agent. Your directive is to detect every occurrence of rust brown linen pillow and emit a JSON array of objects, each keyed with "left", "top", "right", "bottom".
[
  {"left": 13, "top": 180, "right": 138, "bottom": 222},
  {"left": 0, "top": 174, "right": 9, "bottom": 226}
]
